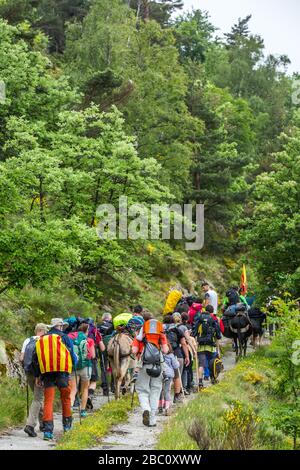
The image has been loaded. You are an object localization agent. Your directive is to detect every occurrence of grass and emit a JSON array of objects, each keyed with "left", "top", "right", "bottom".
[
  {"left": 156, "top": 347, "right": 292, "bottom": 450},
  {"left": 0, "top": 377, "right": 27, "bottom": 430},
  {"left": 56, "top": 395, "right": 138, "bottom": 450}
]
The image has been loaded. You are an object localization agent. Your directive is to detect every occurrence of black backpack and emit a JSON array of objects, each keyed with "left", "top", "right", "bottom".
[
  {"left": 196, "top": 314, "right": 216, "bottom": 347},
  {"left": 226, "top": 288, "right": 240, "bottom": 306},
  {"left": 165, "top": 325, "right": 181, "bottom": 350},
  {"left": 23, "top": 337, "right": 37, "bottom": 374}
]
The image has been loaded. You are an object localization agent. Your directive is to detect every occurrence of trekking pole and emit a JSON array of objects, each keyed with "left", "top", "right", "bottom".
[
  {"left": 26, "top": 380, "right": 29, "bottom": 417},
  {"left": 194, "top": 351, "right": 200, "bottom": 393},
  {"left": 100, "top": 352, "right": 110, "bottom": 403},
  {"left": 74, "top": 368, "right": 82, "bottom": 425},
  {"left": 130, "top": 384, "right": 136, "bottom": 409}
]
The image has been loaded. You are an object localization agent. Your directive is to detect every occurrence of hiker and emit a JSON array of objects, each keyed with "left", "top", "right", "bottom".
[
  {"left": 163, "top": 314, "right": 189, "bottom": 402},
  {"left": 85, "top": 318, "right": 105, "bottom": 410},
  {"left": 202, "top": 281, "right": 218, "bottom": 314},
  {"left": 187, "top": 299, "right": 202, "bottom": 325},
  {"left": 158, "top": 341, "right": 179, "bottom": 416},
  {"left": 98, "top": 313, "right": 114, "bottom": 396},
  {"left": 21, "top": 323, "right": 48, "bottom": 438},
  {"left": 132, "top": 316, "right": 168, "bottom": 427},
  {"left": 69, "top": 322, "right": 97, "bottom": 417},
  {"left": 222, "top": 286, "right": 249, "bottom": 313},
  {"left": 132, "top": 305, "right": 144, "bottom": 317},
  {"left": 32, "top": 318, "right": 77, "bottom": 440},
  {"left": 181, "top": 312, "right": 195, "bottom": 393},
  {"left": 193, "top": 307, "right": 221, "bottom": 389}
]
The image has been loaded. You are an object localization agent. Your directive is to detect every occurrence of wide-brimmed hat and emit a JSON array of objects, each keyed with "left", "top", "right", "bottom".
[{"left": 49, "top": 318, "right": 68, "bottom": 328}]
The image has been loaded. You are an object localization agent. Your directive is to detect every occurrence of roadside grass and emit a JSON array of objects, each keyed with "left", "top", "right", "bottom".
[
  {"left": 0, "top": 377, "right": 27, "bottom": 430},
  {"left": 56, "top": 395, "right": 138, "bottom": 450},
  {"left": 156, "top": 347, "right": 292, "bottom": 450}
]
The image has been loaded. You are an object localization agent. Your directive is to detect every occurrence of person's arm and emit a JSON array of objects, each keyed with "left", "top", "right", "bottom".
[
  {"left": 160, "top": 333, "right": 169, "bottom": 354},
  {"left": 180, "top": 337, "right": 190, "bottom": 366},
  {"left": 99, "top": 340, "right": 105, "bottom": 352}
]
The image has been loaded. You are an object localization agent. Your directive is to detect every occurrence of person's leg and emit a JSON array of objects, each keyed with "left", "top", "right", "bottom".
[
  {"left": 135, "top": 366, "right": 151, "bottom": 425},
  {"left": 43, "top": 385, "right": 55, "bottom": 436},
  {"left": 26, "top": 374, "right": 44, "bottom": 429},
  {"left": 164, "top": 378, "right": 172, "bottom": 414},
  {"left": 149, "top": 375, "right": 163, "bottom": 426},
  {"left": 57, "top": 374, "right": 72, "bottom": 432},
  {"left": 198, "top": 352, "right": 206, "bottom": 386},
  {"left": 80, "top": 374, "right": 90, "bottom": 415},
  {"left": 69, "top": 375, "right": 77, "bottom": 407},
  {"left": 100, "top": 352, "right": 108, "bottom": 393}
]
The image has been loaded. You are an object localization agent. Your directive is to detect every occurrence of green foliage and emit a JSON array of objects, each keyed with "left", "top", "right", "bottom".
[
  {"left": 0, "top": 376, "right": 26, "bottom": 429},
  {"left": 56, "top": 394, "right": 137, "bottom": 450}
]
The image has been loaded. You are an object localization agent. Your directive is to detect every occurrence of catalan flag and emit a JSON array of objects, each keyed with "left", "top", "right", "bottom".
[
  {"left": 240, "top": 264, "right": 248, "bottom": 296},
  {"left": 36, "top": 334, "right": 72, "bottom": 374}
]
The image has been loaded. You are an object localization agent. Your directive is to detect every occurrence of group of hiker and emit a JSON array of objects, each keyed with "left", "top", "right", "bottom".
[{"left": 20, "top": 280, "right": 265, "bottom": 438}]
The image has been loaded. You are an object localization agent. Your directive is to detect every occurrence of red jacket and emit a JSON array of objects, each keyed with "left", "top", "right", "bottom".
[{"left": 188, "top": 303, "right": 202, "bottom": 325}]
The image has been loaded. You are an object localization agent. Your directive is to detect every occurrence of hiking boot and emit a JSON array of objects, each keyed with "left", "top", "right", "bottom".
[
  {"left": 158, "top": 407, "right": 163, "bottom": 414},
  {"left": 63, "top": 416, "right": 73, "bottom": 432},
  {"left": 80, "top": 410, "right": 88, "bottom": 418},
  {"left": 142, "top": 410, "right": 150, "bottom": 427},
  {"left": 86, "top": 396, "right": 94, "bottom": 410},
  {"left": 73, "top": 394, "right": 80, "bottom": 408},
  {"left": 183, "top": 388, "right": 190, "bottom": 396},
  {"left": 102, "top": 388, "right": 109, "bottom": 397},
  {"left": 204, "top": 376, "right": 210, "bottom": 381},
  {"left": 39, "top": 424, "right": 45, "bottom": 432},
  {"left": 173, "top": 393, "right": 183, "bottom": 404},
  {"left": 43, "top": 432, "right": 54, "bottom": 441},
  {"left": 24, "top": 425, "right": 37, "bottom": 438},
  {"left": 198, "top": 379, "right": 204, "bottom": 390}
]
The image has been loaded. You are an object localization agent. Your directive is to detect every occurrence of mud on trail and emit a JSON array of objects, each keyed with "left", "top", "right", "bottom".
[{"left": 0, "top": 342, "right": 239, "bottom": 451}]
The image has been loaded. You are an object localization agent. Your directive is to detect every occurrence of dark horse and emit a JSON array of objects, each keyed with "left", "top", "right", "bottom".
[
  {"left": 221, "top": 304, "right": 252, "bottom": 360},
  {"left": 248, "top": 307, "right": 266, "bottom": 348}
]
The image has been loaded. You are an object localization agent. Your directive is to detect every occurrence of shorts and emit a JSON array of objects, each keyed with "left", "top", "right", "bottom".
[
  {"left": 70, "top": 367, "right": 91, "bottom": 382},
  {"left": 42, "top": 372, "right": 70, "bottom": 389},
  {"left": 90, "top": 358, "right": 99, "bottom": 382},
  {"left": 197, "top": 351, "right": 215, "bottom": 369}
]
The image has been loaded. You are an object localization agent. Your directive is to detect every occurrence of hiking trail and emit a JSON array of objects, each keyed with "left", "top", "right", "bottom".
[{"left": 0, "top": 340, "right": 242, "bottom": 451}]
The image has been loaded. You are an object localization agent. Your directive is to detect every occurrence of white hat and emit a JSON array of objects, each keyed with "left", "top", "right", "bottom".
[{"left": 49, "top": 318, "right": 67, "bottom": 328}]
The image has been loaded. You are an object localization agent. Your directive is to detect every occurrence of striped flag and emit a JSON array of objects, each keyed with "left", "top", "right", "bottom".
[
  {"left": 36, "top": 334, "right": 72, "bottom": 374},
  {"left": 240, "top": 264, "right": 248, "bottom": 295}
]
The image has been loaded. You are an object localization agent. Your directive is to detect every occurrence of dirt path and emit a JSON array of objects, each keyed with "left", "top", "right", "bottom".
[
  {"left": 0, "top": 392, "right": 108, "bottom": 450},
  {"left": 92, "top": 347, "right": 237, "bottom": 451},
  {"left": 0, "top": 341, "right": 242, "bottom": 451}
]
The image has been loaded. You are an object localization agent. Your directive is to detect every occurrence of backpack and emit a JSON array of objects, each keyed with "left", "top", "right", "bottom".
[
  {"left": 23, "top": 337, "right": 37, "bottom": 374},
  {"left": 142, "top": 341, "right": 162, "bottom": 378},
  {"left": 226, "top": 288, "right": 240, "bottom": 306},
  {"left": 196, "top": 313, "right": 216, "bottom": 347},
  {"left": 165, "top": 325, "right": 181, "bottom": 350},
  {"left": 73, "top": 332, "right": 89, "bottom": 370},
  {"left": 209, "top": 356, "right": 223, "bottom": 380}
]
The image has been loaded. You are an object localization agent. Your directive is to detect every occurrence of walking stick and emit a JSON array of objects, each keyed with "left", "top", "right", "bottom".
[
  {"left": 194, "top": 350, "right": 200, "bottom": 393},
  {"left": 100, "top": 352, "right": 110, "bottom": 403},
  {"left": 130, "top": 384, "right": 136, "bottom": 409},
  {"left": 74, "top": 368, "right": 82, "bottom": 425},
  {"left": 26, "top": 380, "right": 29, "bottom": 417}
]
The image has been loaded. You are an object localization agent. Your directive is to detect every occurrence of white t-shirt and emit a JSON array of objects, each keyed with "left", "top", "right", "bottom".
[
  {"left": 205, "top": 289, "right": 218, "bottom": 313},
  {"left": 21, "top": 336, "right": 39, "bottom": 354}
]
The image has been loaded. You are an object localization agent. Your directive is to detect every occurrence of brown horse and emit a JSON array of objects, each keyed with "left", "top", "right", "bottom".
[{"left": 107, "top": 332, "right": 136, "bottom": 399}]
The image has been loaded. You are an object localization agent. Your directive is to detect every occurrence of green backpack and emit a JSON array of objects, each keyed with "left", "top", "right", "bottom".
[{"left": 74, "top": 332, "right": 89, "bottom": 370}]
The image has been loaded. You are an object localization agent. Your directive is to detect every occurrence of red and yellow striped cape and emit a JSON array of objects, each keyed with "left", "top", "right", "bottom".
[{"left": 36, "top": 334, "right": 72, "bottom": 374}]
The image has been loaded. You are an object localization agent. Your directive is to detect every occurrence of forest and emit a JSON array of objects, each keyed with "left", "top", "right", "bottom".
[{"left": 0, "top": 0, "right": 299, "bottom": 452}]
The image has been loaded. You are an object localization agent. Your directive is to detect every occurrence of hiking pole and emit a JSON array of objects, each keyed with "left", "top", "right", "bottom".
[
  {"left": 131, "top": 384, "right": 136, "bottom": 409},
  {"left": 26, "top": 380, "right": 29, "bottom": 417},
  {"left": 100, "top": 352, "right": 110, "bottom": 403},
  {"left": 74, "top": 368, "right": 82, "bottom": 425},
  {"left": 194, "top": 351, "right": 200, "bottom": 393}
]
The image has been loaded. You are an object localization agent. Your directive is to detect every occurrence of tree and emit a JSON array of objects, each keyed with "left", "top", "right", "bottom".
[
  {"left": 128, "top": 1, "right": 183, "bottom": 25},
  {"left": 242, "top": 113, "right": 300, "bottom": 297}
]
